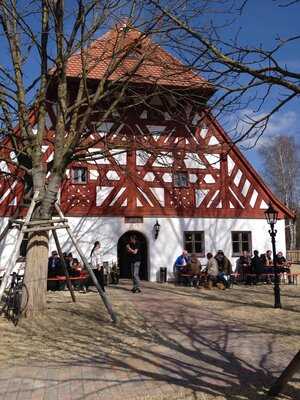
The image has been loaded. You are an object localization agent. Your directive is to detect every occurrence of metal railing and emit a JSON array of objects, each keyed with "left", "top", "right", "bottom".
[{"left": 286, "top": 250, "right": 300, "bottom": 264}]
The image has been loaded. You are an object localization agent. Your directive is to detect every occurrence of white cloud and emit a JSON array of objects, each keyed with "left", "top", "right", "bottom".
[{"left": 223, "top": 109, "right": 299, "bottom": 149}]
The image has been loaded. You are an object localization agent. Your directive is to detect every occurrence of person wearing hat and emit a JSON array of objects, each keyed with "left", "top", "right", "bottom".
[{"left": 206, "top": 252, "right": 219, "bottom": 289}]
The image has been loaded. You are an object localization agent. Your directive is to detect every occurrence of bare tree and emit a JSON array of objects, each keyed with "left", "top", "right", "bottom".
[
  {"left": 0, "top": 0, "right": 167, "bottom": 317},
  {"left": 0, "top": 0, "right": 217, "bottom": 317},
  {"left": 149, "top": 0, "right": 300, "bottom": 145},
  {"left": 259, "top": 136, "right": 299, "bottom": 249},
  {"left": 2, "top": 0, "right": 298, "bottom": 319}
]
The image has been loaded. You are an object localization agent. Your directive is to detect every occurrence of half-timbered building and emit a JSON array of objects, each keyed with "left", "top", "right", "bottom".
[{"left": 0, "top": 24, "right": 294, "bottom": 280}]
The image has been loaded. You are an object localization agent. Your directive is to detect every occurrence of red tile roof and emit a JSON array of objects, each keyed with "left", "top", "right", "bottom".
[{"left": 64, "top": 24, "right": 213, "bottom": 92}]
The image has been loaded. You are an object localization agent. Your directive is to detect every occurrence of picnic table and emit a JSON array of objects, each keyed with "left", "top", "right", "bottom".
[
  {"left": 177, "top": 270, "right": 207, "bottom": 286},
  {"left": 230, "top": 271, "right": 299, "bottom": 285}
]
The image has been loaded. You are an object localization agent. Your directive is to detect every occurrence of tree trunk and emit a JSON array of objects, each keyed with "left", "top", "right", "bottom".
[
  {"left": 289, "top": 220, "right": 297, "bottom": 250},
  {"left": 21, "top": 167, "right": 63, "bottom": 318},
  {"left": 23, "top": 230, "right": 49, "bottom": 317}
]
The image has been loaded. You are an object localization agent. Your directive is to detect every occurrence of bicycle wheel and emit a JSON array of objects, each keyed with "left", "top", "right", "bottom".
[
  {"left": 5, "top": 289, "right": 16, "bottom": 321},
  {"left": 0, "top": 291, "right": 9, "bottom": 316},
  {"left": 11, "top": 283, "right": 28, "bottom": 324}
]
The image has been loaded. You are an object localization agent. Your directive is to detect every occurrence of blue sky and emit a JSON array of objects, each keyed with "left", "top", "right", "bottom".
[
  {"left": 215, "top": 0, "right": 300, "bottom": 172},
  {"left": 0, "top": 0, "right": 299, "bottom": 176}
]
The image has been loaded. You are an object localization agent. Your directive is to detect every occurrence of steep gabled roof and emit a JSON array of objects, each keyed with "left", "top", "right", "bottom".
[
  {"left": 207, "top": 113, "right": 295, "bottom": 220},
  {"left": 65, "top": 23, "right": 214, "bottom": 94}
]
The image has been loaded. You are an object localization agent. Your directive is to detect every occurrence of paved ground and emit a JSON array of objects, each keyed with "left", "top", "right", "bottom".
[{"left": 0, "top": 281, "right": 300, "bottom": 400}]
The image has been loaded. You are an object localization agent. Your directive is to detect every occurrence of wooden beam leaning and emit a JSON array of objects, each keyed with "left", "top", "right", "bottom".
[
  {"left": 0, "top": 191, "right": 40, "bottom": 302},
  {"left": 23, "top": 225, "right": 70, "bottom": 233},
  {"left": 52, "top": 230, "right": 76, "bottom": 303},
  {"left": 12, "top": 218, "right": 68, "bottom": 226},
  {"left": 269, "top": 350, "right": 300, "bottom": 396},
  {"left": 24, "top": 218, "right": 68, "bottom": 226},
  {"left": 54, "top": 203, "right": 117, "bottom": 324}
]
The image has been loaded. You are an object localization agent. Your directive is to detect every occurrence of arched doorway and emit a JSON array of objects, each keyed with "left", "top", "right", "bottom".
[{"left": 117, "top": 231, "right": 148, "bottom": 280}]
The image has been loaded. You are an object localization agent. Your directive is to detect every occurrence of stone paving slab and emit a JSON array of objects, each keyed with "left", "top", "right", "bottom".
[{"left": 0, "top": 282, "right": 300, "bottom": 400}]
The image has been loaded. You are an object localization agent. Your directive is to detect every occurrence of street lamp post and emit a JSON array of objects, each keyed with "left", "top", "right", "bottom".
[{"left": 264, "top": 203, "right": 282, "bottom": 309}]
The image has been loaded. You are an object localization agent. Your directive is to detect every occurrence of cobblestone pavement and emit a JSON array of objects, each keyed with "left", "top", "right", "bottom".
[{"left": 0, "top": 281, "right": 299, "bottom": 400}]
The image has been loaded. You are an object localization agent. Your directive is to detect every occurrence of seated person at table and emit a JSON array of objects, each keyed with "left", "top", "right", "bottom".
[
  {"left": 189, "top": 253, "right": 202, "bottom": 287},
  {"left": 276, "top": 251, "right": 286, "bottom": 267},
  {"left": 260, "top": 250, "right": 274, "bottom": 280},
  {"left": 260, "top": 250, "right": 272, "bottom": 266},
  {"left": 48, "top": 250, "right": 61, "bottom": 276},
  {"left": 206, "top": 253, "right": 219, "bottom": 289},
  {"left": 251, "top": 250, "right": 264, "bottom": 283},
  {"left": 69, "top": 258, "right": 82, "bottom": 277},
  {"left": 174, "top": 250, "right": 189, "bottom": 282},
  {"left": 237, "top": 251, "right": 252, "bottom": 283},
  {"left": 71, "top": 258, "right": 88, "bottom": 292},
  {"left": 276, "top": 252, "right": 292, "bottom": 283},
  {"left": 215, "top": 250, "right": 232, "bottom": 289},
  {"left": 67, "top": 253, "right": 74, "bottom": 274},
  {"left": 47, "top": 250, "right": 62, "bottom": 290}
]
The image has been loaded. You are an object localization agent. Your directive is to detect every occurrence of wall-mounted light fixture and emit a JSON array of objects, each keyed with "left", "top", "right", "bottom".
[{"left": 154, "top": 220, "right": 161, "bottom": 240}]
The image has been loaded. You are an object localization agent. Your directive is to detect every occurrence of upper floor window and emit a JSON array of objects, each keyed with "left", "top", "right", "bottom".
[
  {"left": 174, "top": 172, "right": 188, "bottom": 188},
  {"left": 184, "top": 231, "right": 205, "bottom": 256},
  {"left": 231, "top": 231, "right": 252, "bottom": 256},
  {"left": 71, "top": 167, "right": 87, "bottom": 184}
]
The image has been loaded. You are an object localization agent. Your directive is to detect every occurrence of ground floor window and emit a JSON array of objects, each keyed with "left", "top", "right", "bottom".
[
  {"left": 231, "top": 231, "right": 252, "bottom": 256},
  {"left": 184, "top": 231, "right": 205, "bottom": 256}
]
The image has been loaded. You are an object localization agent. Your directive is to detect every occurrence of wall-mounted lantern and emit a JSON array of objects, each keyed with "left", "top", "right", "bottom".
[{"left": 154, "top": 220, "right": 161, "bottom": 240}]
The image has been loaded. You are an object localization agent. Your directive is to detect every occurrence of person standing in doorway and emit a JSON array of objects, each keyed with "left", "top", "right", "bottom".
[
  {"left": 126, "top": 235, "right": 142, "bottom": 293},
  {"left": 90, "top": 241, "right": 105, "bottom": 292}
]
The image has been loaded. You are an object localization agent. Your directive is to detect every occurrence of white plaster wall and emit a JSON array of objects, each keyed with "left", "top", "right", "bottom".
[
  {"left": 0, "top": 216, "right": 286, "bottom": 281},
  {"left": 0, "top": 217, "right": 19, "bottom": 272}
]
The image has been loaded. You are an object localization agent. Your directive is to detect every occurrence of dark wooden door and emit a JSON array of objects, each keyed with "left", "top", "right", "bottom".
[{"left": 117, "top": 231, "right": 148, "bottom": 280}]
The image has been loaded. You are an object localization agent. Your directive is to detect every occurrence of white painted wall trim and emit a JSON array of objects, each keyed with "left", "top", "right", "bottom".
[{"left": 0, "top": 216, "right": 286, "bottom": 282}]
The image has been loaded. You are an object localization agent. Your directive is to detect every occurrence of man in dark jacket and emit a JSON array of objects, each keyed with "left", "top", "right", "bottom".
[
  {"left": 47, "top": 250, "right": 62, "bottom": 290},
  {"left": 251, "top": 250, "right": 264, "bottom": 284},
  {"left": 126, "top": 235, "right": 142, "bottom": 293},
  {"left": 237, "top": 251, "right": 252, "bottom": 283},
  {"left": 215, "top": 250, "right": 232, "bottom": 288}
]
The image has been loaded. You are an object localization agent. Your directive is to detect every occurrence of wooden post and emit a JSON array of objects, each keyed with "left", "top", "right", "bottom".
[
  {"left": 269, "top": 350, "right": 300, "bottom": 396},
  {"left": 52, "top": 230, "right": 76, "bottom": 303},
  {"left": 54, "top": 203, "right": 117, "bottom": 323},
  {"left": 0, "top": 191, "right": 40, "bottom": 301}
]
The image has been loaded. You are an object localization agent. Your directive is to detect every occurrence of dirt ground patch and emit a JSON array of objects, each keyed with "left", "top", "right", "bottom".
[
  {"left": 0, "top": 281, "right": 300, "bottom": 400},
  {"left": 0, "top": 289, "right": 155, "bottom": 364}
]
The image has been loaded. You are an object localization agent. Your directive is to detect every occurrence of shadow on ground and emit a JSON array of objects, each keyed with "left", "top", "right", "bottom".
[{"left": 0, "top": 281, "right": 299, "bottom": 400}]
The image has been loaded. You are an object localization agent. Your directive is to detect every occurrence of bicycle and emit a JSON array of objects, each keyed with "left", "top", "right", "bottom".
[{"left": 0, "top": 272, "right": 29, "bottom": 325}]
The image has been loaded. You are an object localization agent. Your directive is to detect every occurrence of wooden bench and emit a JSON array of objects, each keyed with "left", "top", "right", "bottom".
[
  {"left": 47, "top": 274, "right": 89, "bottom": 281},
  {"left": 177, "top": 272, "right": 206, "bottom": 286},
  {"left": 236, "top": 273, "right": 299, "bottom": 285},
  {"left": 47, "top": 274, "right": 89, "bottom": 291}
]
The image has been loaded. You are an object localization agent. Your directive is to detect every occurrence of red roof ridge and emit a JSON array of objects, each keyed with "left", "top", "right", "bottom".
[{"left": 64, "top": 24, "right": 214, "bottom": 93}]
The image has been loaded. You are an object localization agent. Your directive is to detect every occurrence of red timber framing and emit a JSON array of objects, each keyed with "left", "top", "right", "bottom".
[
  {"left": 0, "top": 100, "right": 294, "bottom": 220},
  {"left": 0, "top": 24, "right": 294, "bottom": 221}
]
